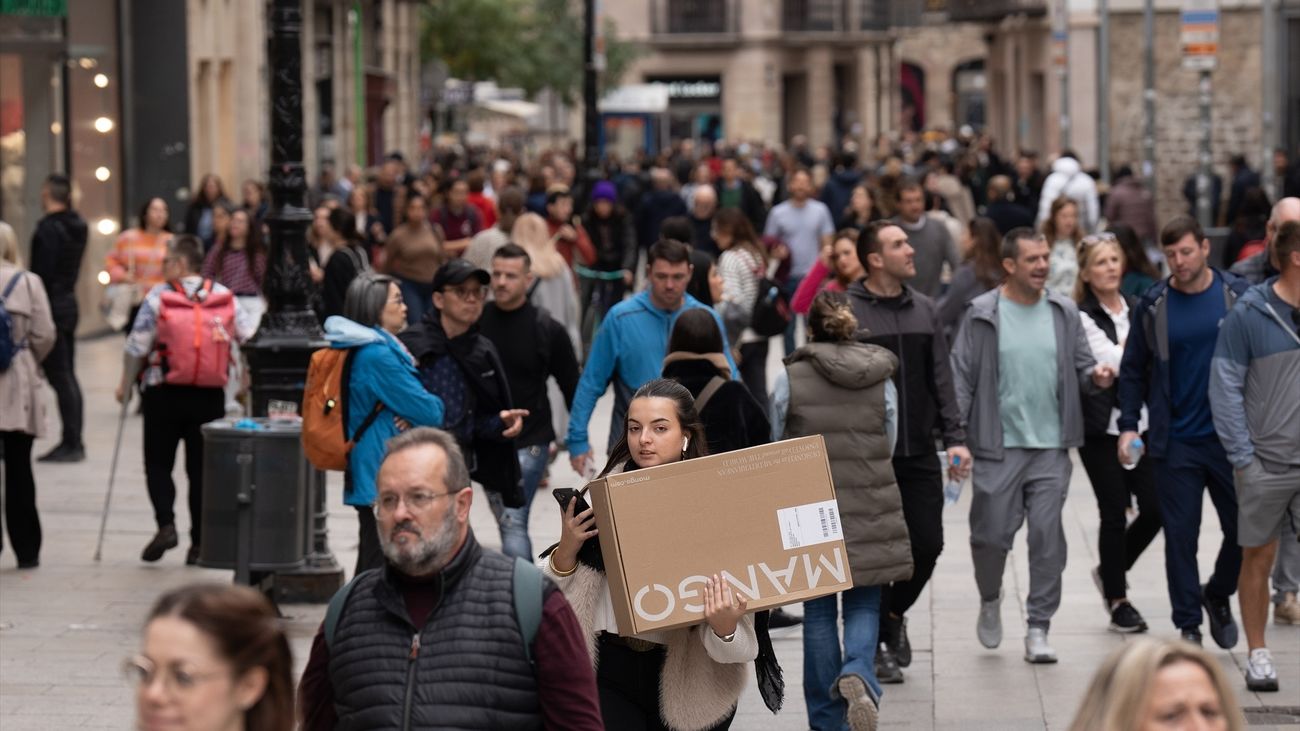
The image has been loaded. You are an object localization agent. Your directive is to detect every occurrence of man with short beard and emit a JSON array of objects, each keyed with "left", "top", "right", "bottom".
[{"left": 298, "top": 428, "right": 603, "bottom": 731}]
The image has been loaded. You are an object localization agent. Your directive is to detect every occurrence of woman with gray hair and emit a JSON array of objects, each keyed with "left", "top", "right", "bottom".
[{"left": 322, "top": 272, "right": 445, "bottom": 573}]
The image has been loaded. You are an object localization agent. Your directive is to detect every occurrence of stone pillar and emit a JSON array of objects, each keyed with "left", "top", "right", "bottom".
[
  {"left": 805, "top": 46, "right": 834, "bottom": 149},
  {"left": 856, "top": 45, "right": 879, "bottom": 144},
  {"left": 724, "top": 46, "right": 782, "bottom": 143}
]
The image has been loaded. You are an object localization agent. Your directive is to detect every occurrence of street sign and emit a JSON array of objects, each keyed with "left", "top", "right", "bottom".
[{"left": 1181, "top": 0, "right": 1218, "bottom": 71}]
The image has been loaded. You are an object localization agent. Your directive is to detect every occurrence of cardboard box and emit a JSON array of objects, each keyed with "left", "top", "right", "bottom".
[{"left": 587, "top": 435, "right": 852, "bottom": 635}]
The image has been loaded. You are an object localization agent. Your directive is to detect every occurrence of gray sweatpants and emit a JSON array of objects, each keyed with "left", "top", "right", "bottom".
[
  {"left": 1274, "top": 518, "right": 1300, "bottom": 603},
  {"left": 969, "top": 448, "right": 1072, "bottom": 630}
]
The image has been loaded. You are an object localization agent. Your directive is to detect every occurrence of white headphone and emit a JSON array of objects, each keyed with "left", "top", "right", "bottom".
[{"left": 682, "top": 437, "right": 690, "bottom": 452}]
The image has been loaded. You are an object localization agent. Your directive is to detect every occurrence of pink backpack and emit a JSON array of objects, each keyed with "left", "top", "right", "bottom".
[{"left": 155, "top": 279, "right": 235, "bottom": 387}]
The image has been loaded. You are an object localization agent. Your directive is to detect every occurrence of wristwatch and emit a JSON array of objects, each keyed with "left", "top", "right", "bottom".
[{"left": 714, "top": 630, "right": 736, "bottom": 643}]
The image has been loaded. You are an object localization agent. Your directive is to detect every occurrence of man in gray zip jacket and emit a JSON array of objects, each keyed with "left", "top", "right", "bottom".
[{"left": 951, "top": 228, "right": 1113, "bottom": 664}]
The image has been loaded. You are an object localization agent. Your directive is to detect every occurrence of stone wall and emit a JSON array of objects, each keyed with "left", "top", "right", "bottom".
[
  {"left": 1106, "top": 8, "right": 1262, "bottom": 225},
  {"left": 896, "top": 24, "right": 990, "bottom": 131}
]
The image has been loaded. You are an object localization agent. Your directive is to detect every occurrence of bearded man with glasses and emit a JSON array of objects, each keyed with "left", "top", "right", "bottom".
[{"left": 298, "top": 428, "right": 603, "bottom": 730}]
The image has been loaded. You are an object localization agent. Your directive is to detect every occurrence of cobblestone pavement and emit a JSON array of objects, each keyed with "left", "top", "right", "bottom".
[{"left": 1, "top": 335, "right": 1296, "bottom": 729}]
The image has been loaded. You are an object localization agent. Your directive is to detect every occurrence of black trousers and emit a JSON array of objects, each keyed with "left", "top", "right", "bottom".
[
  {"left": 596, "top": 635, "right": 736, "bottom": 731},
  {"left": 1077, "top": 434, "right": 1162, "bottom": 601},
  {"left": 354, "top": 504, "right": 385, "bottom": 575},
  {"left": 0, "top": 431, "right": 40, "bottom": 564},
  {"left": 738, "top": 340, "right": 770, "bottom": 412},
  {"left": 881, "top": 453, "right": 945, "bottom": 618},
  {"left": 43, "top": 325, "right": 83, "bottom": 447},
  {"left": 142, "top": 385, "right": 225, "bottom": 545}
]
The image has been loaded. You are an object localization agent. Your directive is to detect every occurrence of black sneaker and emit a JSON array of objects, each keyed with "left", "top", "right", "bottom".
[
  {"left": 141, "top": 525, "right": 179, "bottom": 562},
  {"left": 1179, "top": 628, "right": 1203, "bottom": 646},
  {"left": 1201, "top": 584, "right": 1239, "bottom": 649},
  {"left": 37, "top": 443, "right": 85, "bottom": 463},
  {"left": 875, "top": 642, "right": 904, "bottom": 684},
  {"left": 1107, "top": 602, "right": 1148, "bottom": 634},
  {"left": 882, "top": 614, "right": 913, "bottom": 668},
  {"left": 767, "top": 607, "right": 803, "bottom": 633}
]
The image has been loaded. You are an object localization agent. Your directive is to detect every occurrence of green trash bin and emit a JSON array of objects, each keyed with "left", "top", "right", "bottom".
[{"left": 198, "top": 418, "right": 311, "bottom": 576}]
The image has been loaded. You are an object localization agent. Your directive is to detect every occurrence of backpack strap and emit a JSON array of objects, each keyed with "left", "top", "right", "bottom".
[
  {"left": 694, "top": 376, "right": 727, "bottom": 414},
  {"left": 350, "top": 402, "right": 386, "bottom": 445},
  {"left": 323, "top": 574, "right": 361, "bottom": 650},
  {"left": 1, "top": 271, "right": 22, "bottom": 300},
  {"left": 512, "top": 557, "right": 544, "bottom": 666}
]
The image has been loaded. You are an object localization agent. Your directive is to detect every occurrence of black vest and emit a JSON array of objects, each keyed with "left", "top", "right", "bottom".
[
  {"left": 329, "top": 534, "right": 541, "bottom": 730},
  {"left": 1078, "top": 292, "right": 1130, "bottom": 437}
]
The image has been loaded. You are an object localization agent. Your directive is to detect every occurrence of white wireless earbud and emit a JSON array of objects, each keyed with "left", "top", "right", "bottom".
[{"left": 682, "top": 437, "right": 690, "bottom": 451}]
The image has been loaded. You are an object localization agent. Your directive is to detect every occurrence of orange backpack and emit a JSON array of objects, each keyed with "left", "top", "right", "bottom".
[{"left": 302, "top": 347, "right": 383, "bottom": 472}]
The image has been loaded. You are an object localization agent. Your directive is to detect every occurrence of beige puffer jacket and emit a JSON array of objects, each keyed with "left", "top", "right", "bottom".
[{"left": 0, "top": 264, "right": 56, "bottom": 436}]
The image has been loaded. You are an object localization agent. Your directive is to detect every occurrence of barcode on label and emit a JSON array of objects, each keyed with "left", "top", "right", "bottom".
[{"left": 776, "top": 499, "right": 845, "bottom": 551}]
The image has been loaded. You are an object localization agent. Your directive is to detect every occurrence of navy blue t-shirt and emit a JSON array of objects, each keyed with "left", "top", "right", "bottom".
[{"left": 1166, "top": 273, "right": 1227, "bottom": 439}]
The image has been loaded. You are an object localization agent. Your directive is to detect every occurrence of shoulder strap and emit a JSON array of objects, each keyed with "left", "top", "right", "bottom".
[
  {"left": 1, "top": 271, "right": 22, "bottom": 299},
  {"left": 694, "top": 376, "right": 727, "bottom": 414},
  {"left": 350, "top": 402, "right": 386, "bottom": 444},
  {"left": 512, "top": 557, "right": 544, "bottom": 666},
  {"left": 323, "top": 574, "right": 361, "bottom": 649}
]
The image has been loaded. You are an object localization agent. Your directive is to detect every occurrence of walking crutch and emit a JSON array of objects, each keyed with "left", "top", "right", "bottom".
[{"left": 93, "top": 394, "right": 132, "bottom": 562}]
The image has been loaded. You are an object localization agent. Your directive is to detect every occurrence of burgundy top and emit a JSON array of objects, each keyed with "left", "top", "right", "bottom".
[{"left": 201, "top": 243, "right": 266, "bottom": 296}]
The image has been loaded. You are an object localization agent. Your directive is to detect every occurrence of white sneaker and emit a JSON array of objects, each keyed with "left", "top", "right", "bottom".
[
  {"left": 977, "top": 591, "right": 1003, "bottom": 649},
  {"left": 1245, "top": 648, "right": 1279, "bottom": 692},
  {"left": 1023, "top": 627, "right": 1058, "bottom": 664}
]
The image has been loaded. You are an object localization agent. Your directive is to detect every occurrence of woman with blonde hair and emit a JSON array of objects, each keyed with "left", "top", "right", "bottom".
[
  {"left": 1068, "top": 637, "right": 1244, "bottom": 731},
  {"left": 1043, "top": 195, "right": 1083, "bottom": 293},
  {"left": 511, "top": 211, "right": 581, "bottom": 350},
  {"left": 1, "top": 220, "right": 56, "bottom": 568},
  {"left": 1073, "top": 233, "right": 1160, "bottom": 634}
]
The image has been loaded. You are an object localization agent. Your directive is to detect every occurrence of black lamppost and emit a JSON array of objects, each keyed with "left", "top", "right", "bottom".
[{"left": 244, "top": 0, "right": 343, "bottom": 603}]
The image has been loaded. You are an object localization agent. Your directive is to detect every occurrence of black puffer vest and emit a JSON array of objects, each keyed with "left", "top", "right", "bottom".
[
  {"left": 1078, "top": 291, "right": 1132, "bottom": 437},
  {"left": 329, "top": 533, "right": 541, "bottom": 730}
]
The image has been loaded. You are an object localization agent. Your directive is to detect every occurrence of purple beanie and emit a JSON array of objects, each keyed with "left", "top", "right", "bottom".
[{"left": 592, "top": 180, "right": 618, "bottom": 202}]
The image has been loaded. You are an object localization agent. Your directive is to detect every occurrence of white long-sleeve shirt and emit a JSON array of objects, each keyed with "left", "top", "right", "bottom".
[{"left": 1079, "top": 299, "right": 1147, "bottom": 435}]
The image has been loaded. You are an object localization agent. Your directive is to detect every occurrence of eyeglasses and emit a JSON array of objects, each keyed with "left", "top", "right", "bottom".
[
  {"left": 443, "top": 285, "right": 487, "bottom": 301},
  {"left": 122, "top": 656, "right": 224, "bottom": 695},
  {"left": 375, "top": 490, "right": 456, "bottom": 514}
]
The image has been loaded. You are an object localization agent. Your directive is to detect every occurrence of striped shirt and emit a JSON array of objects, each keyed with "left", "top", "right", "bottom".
[
  {"left": 201, "top": 242, "right": 266, "bottom": 295},
  {"left": 105, "top": 229, "right": 171, "bottom": 299}
]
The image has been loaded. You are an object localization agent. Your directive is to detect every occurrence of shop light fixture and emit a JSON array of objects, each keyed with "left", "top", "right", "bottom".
[
  {"left": 95, "top": 166, "right": 111, "bottom": 181},
  {"left": 97, "top": 218, "right": 118, "bottom": 235},
  {"left": 78, "top": 57, "right": 97, "bottom": 70},
  {"left": 50, "top": 121, "right": 62, "bottom": 135},
  {"left": 97, "top": 271, "right": 111, "bottom": 286},
  {"left": 94, "top": 117, "right": 114, "bottom": 133},
  {"left": 94, "top": 73, "right": 109, "bottom": 88}
]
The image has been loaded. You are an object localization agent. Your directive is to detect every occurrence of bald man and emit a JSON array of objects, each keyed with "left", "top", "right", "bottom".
[
  {"left": 689, "top": 184, "right": 720, "bottom": 257},
  {"left": 1231, "top": 197, "right": 1300, "bottom": 284}
]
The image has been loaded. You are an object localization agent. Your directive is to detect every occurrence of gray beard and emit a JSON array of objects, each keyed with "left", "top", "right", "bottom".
[{"left": 380, "top": 508, "right": 460, "bottom": 576}]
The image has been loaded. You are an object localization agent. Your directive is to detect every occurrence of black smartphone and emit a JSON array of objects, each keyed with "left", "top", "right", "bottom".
[{"left": 552, "top": 487, "right": 592, "bottom": 515}]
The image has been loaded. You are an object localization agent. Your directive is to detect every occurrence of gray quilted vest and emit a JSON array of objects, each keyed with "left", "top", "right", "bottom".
[{"left": 328, "top": 534, "right": 542, "bottom": 730}]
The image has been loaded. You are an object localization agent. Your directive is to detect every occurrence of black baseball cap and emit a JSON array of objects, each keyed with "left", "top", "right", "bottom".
[{"left": 431, "top": 258, "right": 489, "bottom": 292}]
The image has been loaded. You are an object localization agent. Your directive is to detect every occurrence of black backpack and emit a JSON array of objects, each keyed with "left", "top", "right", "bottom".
[
  {"left": 0, "top": 273, "right": 28, "bottom": 373},
  {"left": 750, "top": 276, "right": 792, "bottom": 338}
]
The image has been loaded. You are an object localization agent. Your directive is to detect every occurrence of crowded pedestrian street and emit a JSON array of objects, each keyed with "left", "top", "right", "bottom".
[{"left": 0, "top": 336, "right": 1295, "bottom": 729}]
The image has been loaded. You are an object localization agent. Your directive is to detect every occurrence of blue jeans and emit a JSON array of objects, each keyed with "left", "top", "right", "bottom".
[
  {"left": 490, "top": 444, "right": 548, "bottom": 560},
  {"left": 803, "top": 585, "right": 883, "bottom": 731},
  {"left": 397, "top": 277, "right": 434, "bottom": 326}
]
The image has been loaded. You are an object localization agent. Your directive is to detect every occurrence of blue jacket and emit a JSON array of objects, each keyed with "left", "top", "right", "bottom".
[
  {"left": 324, "top": 316, "right": 445, "bottom": 507},
  {"left": 1209, "top": 280, "right": 1300, "bottom": 469},
  {"left": 1117, "top": 269, "right": 1249, "bottom": 459},
  {"left": 566, "top": 290, "right": 737, "bottom": 456}
]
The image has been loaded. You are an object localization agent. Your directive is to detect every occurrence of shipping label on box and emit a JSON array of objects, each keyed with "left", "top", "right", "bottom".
[{"left": 587, "top": 435, "right": 853, "bottom": 635}]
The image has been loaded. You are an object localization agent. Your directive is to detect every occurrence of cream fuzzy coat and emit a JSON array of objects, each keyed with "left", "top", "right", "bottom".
[{"left": 544, "top": 560, "right": 755, "bottom": 731}]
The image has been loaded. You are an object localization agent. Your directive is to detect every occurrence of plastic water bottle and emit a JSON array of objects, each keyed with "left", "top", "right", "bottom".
[
  {"left": 1122, "top": 437, "right": 1144, "bottom": 471},
  {"left": 943, "top": 454, "right": 965, "bottom": 505}
]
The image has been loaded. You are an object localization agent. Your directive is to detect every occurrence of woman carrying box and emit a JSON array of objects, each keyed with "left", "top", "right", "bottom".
[
  {"left": 541, "top": 378, "right": 758, "bottom": 731},
  {"left": 769, "top": 290, "right": 911, "bottom": 731}
]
